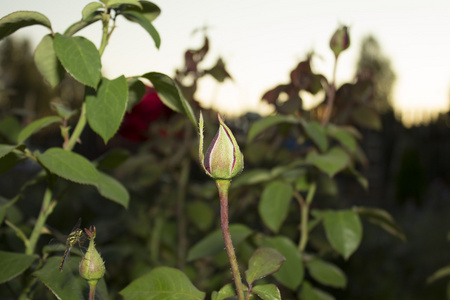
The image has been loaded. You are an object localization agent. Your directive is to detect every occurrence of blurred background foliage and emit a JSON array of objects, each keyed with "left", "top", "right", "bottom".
[{"left": 0, "top": 29, "right": 449, "bottom": 299}]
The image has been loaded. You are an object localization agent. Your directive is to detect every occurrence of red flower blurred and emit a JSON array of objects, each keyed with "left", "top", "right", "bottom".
[{"left": 119, "top": 87, "right": 172, "bottom": 141}]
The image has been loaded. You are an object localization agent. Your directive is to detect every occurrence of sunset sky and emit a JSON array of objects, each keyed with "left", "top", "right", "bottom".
[{"left": 2, "top": 0, "right": 450, "bottom": 126}]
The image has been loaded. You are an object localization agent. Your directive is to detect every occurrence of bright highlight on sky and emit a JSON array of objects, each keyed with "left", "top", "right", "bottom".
[{"left": 2, "top": 0, "right": 450, "bottom": 126}]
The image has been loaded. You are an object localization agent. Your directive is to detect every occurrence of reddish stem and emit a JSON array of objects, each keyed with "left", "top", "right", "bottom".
[{"left": 216, "top": 179, "right": 245, "bottom": 300}]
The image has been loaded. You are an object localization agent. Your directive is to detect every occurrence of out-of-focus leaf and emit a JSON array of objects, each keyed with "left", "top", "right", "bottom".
[
  {"left": 108, "top": 0, "right": 142, "bottom": 9},
  {"left": 351, "top": 106, "right": 382, "bottom": 130},
  {"left": 306, "top": 147, "right": 350, "bottom": 177},
  {"left": 261, "top": 236, "right": 304, "bottom": 290},
  {"left": 187, "top": 201, "right": 214, "bottom": 231},
  {"left": 0, "top": 195, "right": 20, "bottom": 224},
  {"left": 231, "top": 168, "right": 272, "bottom": 188},
  {"left": 126, "top": 78, "right": 146, "bottom": 112},
  {"left": 82, "top": 2, "right": 103, "bottom": 20},
  {"left": 0, "top": 144, "right": 26, "bottom": 174},
  {"left": 0, "top": 145, "right": 25, "bottom": 159},
  {"left": 245, "top": 247, "right": 285, "bottom": 285},
  {"left": 0, "top": 11, "right": 52, "bottom": 40},
  {"left": 258, "top": 181, "right": 293, "bottom": 233},
  {"left": 252, "top": 284, "right": 282, "bottom": 300},
  {"left": 247, "top": 115, "right": 299, "bottom": 143},
  {"left": 34, "top": 35, "right": 65, "bottom": 88},
  {"left": 120, "top": 266, "right": 205, "bottom": 300},
  {"left": 142, "top": 72, "right": 196, "bottom": 128},
  {"left": 51, "top": 103, "right": 77, "bottom": 120},
  {"left": 86, "top": 76, "right": 128, "bottom": 143},
  {"left": 323, "top": 210, "right": 362, "bottom": 259},
  {"left": 0, "top": 251, "right": 38, "bottom": 284},
  {"left": 317, "top": 174, "right": 338, "bottom": 196},
  {"left": 187, "top": 224, "right": 252, "bottom": 261},
  {"left": 354, "top": 206, "right": 406, "bottom": 241},
  {"left": 300, "top": 120, "right": 328, "bottom": 152},
  {"left": 64, "top": 15, "right": 102, "bottom": 36},
  {"left": 306, "top": 258, "right": 347, "bottom": 288},
  {"left": 53, "top": 33, "right": 101, "bottom": 88},
  {"left": 298, "top": 281, "right": 335, "bottom": 300},
  {"left": 97, "top": 171, "right": 129, "bottom": 208},
  {"left": 427, "top": 265, "right": 450, "bottom": 284},
  {"left": 347, "top": 167, "right": 369, "bottom": 190},
  {"left": 121, "top": 10, "right": 160, "bottom": 49},
  {"left": 0, "top": 116, "right": 21, "bottom": 144},
  {"left": 120, "top": 0, "right": 161, "bottom": 22},
  {"left": 206, "top": 58, "right": 232, "bottom": 82},
  {"left": 326, "top": 125, "right": 357, "bottom": 153},
  {"left": 95, "top": 148, "right": 131, "bottom": 170},
  {"left": 17, "top": 116, "right": 61, "bottom": 144}
]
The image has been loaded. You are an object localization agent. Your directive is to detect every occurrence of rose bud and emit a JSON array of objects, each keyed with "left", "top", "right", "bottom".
[
  {"left": 330, "top": 25, "right": 350, "bottom": 58},
  {"left": 199, "top": 112, "right": 244, "bottom": 180}
]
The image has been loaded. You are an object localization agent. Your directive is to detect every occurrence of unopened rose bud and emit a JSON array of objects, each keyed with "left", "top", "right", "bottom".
[
  {"left": 330, "top": 26, "right": 350, "bottom": 58},
  {"left": 199, "top": 112, "right": 244, "bottom": 180},
  {"left": 79, "top": 227, "right": 105, "bottom": 287}
]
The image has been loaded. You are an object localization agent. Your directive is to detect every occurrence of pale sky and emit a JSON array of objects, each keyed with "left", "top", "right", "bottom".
[{"left": 2, "top": 0, "right": 450, "bottom": 126}]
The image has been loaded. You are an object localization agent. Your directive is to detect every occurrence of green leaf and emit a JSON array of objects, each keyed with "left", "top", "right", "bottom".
[
  {"left": 97, "top": 171, "right": 129, "bottom": 208},
  {"left": 347, "top": 167, "right": 368, "bottom": 190},
  {"left": 0, "top": 11, "right": 52, "bottom": 40},
  {"left": 306, "top": 258, "right": 347, "bottom": 288},
  {"left": 120, "top": 1, "right": 161, "bottom": 22},
  {"left": 258, "top": 181, "right": 293, "bottom": 233},
  {"left": 0, "top": 144, "right": 26, "bottom": 173},
  {"left": 0, "top": 195, "right": 20, "bottom": 224},
  {"left": 326, "top": 125, "right": 357, "bottom": 153},
  {"left": 0, "top": 251, "right": 38, "bottom": 284},
  {"left": 306, "top": 147, "right": 350, "bottom": 177},
  {"left": 351, "top": 106, "right": 382, "bottom": 130},
  {"left": 447, "top": 281, "right": 450, "bottom": 300},
  {"left": 245, "top": 247, "right": 285, "bottom": 285},
  {"left": 354, "top": 206, "right": 406, "bottom": 241},
  {"left": 36, "top": 148, "right": 99, "bottom": 185},
  {"left": 187, "top": 224, "right": 252, "bottom": 261},
  {"left": 120, "top": 266, "right": 205, "bottom": 300},
  {"left": 427, "top": 265, "right": 450, "bottom": 284},
  {"left": 300, "top": 120, "right": 328, "bottom": 152},
  {"left": 64, "top": 15, "right": 102, "bottom": 36},
  {"left": 298, "top": 281, "right": 335, "bottom": 300},
  {"left": 261, "top": 236, "right": 304, "bottom": 290},
  {"left": 95, "top": 148, "right": 131, "bottom": 170},
  {"left": 51, "top": 102, "right": 77, "bottom": 120},
  {"left": 323, "top": 210, "right": 362, "bottom": 259},
  {"left": 82, "top": 2, "right": 104, "bottom": 20},
  {"left": 53, "top": 33, "right": 101, "bottom": 88},
  {"left": 0, "top": 144, "right": 23, "bottom": 159},
  {"left": 247, "top": 115, "right": 299, "bottom": 143},
  {"left": 17, "top": 116, "right": 61, "bottom": 144},
  {"left": 252, "top": 284, "right": 282, "bottom": 300},
  {"left": 206, "top": 58, "right": 231, "bottom": 82},
  {"left": 212, "top": 284, "right": 236, "bottom": 300},
  {"left": 231, "top": 169, "right": 272, "bottom": 188},
  {"left": 108, "top": 0, "right": 143, "bottom": 9},
  {"left": 34, "top": 35, "right": 65, "bottom": 88},
  {"left": 0, "top": 116, "right": 21, "bottom": 144},
  {"left": 126, "top": 78, "right": 146, "bottom": 112},
  {"left": 121, "top": 10, "right": 160, "bottom": 49},
  {"left": 34, "top": 257, "right": 108, "bottom": 300},
  {"left": 142, "top": 72, "right": 197, "bottom": 128},
  {"left": 187, "top": 201, "right": 214, "bottom": 231},
  {"left": 86, "top": 76, "right": 128, "bottom": 143}
]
